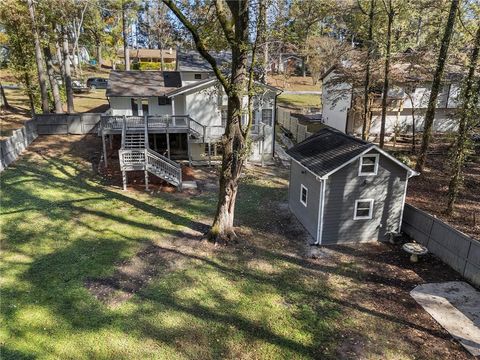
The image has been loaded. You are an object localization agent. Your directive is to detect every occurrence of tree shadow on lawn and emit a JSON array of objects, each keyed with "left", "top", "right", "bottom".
[{"left": 1, "top": 147, "right": 466, "bottom": 358}]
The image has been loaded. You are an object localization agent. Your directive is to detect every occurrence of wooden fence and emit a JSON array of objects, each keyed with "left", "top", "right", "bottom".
[
  {"left": 277, "top": 107, "right": 313, "bottom": 143},
  {"left": 402, "top": 203, "right": 480, "bottom": 287}
]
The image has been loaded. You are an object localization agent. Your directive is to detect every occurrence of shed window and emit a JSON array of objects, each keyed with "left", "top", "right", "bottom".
[
  {"left": 300, "top": 184, "right": 308, "bottom": 207},
  {"left": 354, "top": 199, "right": 374, "bottom": 220},
  {"left": 359, "top": 154, "right": 379, "bottom": 176},
  {"left": 194, "top": 73, "right": 202, "bottom": 79},
  {"left": 262, "top": 109, "right": 273, "bottom": 126}
]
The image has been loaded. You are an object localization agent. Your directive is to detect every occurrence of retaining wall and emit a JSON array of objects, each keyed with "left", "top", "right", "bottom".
[
  {"left": 0, "top": 119, "right": 38, "bottom": 171},
  {"left": 402, "top": 203, "right": 480, "bottom": 287}
]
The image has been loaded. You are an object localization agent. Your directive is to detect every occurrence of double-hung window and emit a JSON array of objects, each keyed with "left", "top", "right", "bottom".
[
  {"left": 262, "top": 109, "right": 273, "bottom": 126},
  {"left": 354, "top": 199, "right": 374, "bottom": 220},
  {"left": 358, "top": 154, "right": 379, "bottom": 176},
  {"left": 300, "top": 184, "right": 308, "bottom": 207}
]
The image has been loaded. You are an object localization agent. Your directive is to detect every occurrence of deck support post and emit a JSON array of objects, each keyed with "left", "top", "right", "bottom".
[
  {"left": 122, "top": 170, "right": 127, "bottom": 191},
  {"left": 109, "top": 134, "right": 113, "bottom": 150},
  {"left": 208, "top": 142, "right": 212, "bottom": 167},
  {"left": 102, "top": 132, "right": 108, "bottom": 168},
  {"left": 144, "top": 170, "right": 149, "bottom": 191},
  {"left": 187, "top": 133, "right": 192, "bottom": 167},
  {"left": 153, "top": 134, "right": 157, "bottom": 152},
  {"left": 166, "top": 132, "right": 170, "bottom": 159}
]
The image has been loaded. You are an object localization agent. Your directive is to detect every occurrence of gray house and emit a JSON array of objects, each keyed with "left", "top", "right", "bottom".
[{"left": 286, "top": 127, "right": 418, "bottom": 245}]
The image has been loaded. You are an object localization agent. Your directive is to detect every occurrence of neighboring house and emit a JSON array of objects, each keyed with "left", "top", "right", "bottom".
[
  {"left": 117, "top": 48, "right": 176, "bottom": 67},
  {"left": 175, "top": 50, "right": 232, "bottom": 84},
  {"left": 321, "top": 66, "right": 461, "bottom": 135},
  {"left": 286, "top": 127, "right": 418, "bottom": 245},
  {"left": 101, "top": 67, "right": 280, "bottom": 190}
]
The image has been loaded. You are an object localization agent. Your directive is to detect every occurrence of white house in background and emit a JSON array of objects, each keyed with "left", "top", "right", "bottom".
[
  {"left": 321, "top": 66, "right": 461, "bottom": 136},
  {"left": 100, "top": 55, "right": 280, "bottom": 190}
]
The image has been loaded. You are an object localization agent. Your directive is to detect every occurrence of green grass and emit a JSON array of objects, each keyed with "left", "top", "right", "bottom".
[
  {"left": 0, "top": 143, "right": 340, "bottom": 359},
  {"left": 277, "top": 94, "right": 321, "bottom": 109}
]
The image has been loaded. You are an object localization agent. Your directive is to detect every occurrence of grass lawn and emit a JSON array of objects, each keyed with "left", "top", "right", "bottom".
[
  {"left": 277, "top": 94, "right": 321, "bottom": 110},
  {"left": 0, "top": 135, "right": 471, "bottom": 359},
  {"left": 0, "top": 136, "right": 339, "bottom": 359}
]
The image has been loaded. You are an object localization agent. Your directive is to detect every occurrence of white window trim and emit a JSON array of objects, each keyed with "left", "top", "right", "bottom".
[
  {"left": 358, "top": 154, "right": 379, "bottom": 176},
  {"left": 300, "top": 184, "right": 308, "bottom": 207},
  {"left": 354, "top": 199, "right": 374, "bottom": 220}
]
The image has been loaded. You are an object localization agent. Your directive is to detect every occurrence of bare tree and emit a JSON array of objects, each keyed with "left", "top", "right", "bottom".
[
  {"left": 27, "top": 0, "right": 49, "bottom": 113},
  {"left": 43, "top": 46, "right": 63, "bottom": 113},
  {"left": 379, "top": 0, "right": 395, "bottom": 148},
  {"left": 61, "top": 26, "right": 75, "bottom": 113},
  {"left": 416, "top": 0, "right": 459, "bottom": 172},
  {"left": 446, "top": 21, "right": 480, "bottom": 214}
]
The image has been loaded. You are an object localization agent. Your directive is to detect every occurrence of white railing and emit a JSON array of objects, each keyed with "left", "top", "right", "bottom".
[
  {"left": 145, "top": 148, "right": 182, "bottom": 187},
  {"left": 118, "top": 148, "right": 182, "bottom": 188}
]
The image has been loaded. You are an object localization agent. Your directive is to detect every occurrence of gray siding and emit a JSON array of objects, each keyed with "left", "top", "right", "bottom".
[
  {"left": 321, "top": 149, "right": 407, "bottom": 244},
  {"left": 288, "top": 161, "right": 321, "bottom": 240}
]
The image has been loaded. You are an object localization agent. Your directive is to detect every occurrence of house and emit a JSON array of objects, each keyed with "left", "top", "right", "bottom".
[
  {"left": 100, "top": 65, "right": 280, "bottom": 190},
  {"left": 286, "top": 127, "right": 418, "bottom": 245},
  {"left": 321, "top": 66, "right": 460, "bottom": 136}
]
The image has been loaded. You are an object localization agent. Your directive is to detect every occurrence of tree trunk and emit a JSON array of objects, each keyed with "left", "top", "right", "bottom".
[
  {"left": 362, "top": 0, "right": 375, "bottom": 140},
  {"left": 0, "top": 82, "right": 9, "bottom": 110},
  {"left": 96, "top": 43, "right": 102, "bottom": 69},
  {"left": 207, "top": 0, "right": 250, "bottom": 243},
  {"left": 122, "top": 1, "right": 130, "bottom": 71},
  {"left": 44, "top": 46, "right": 63, "bottom": 113},
  {"left": 416, "top": 0, "right": 459, "bottom": 172},
  {"left": 62, "top": 28, "right": 75, "bottom": 113},
  {"left": 23, "top": 73, "right": 36, "bottom": 116},
  {"left": 446, "top": 22, "right": 480, "bottom": 214},
  {"left": 379, "top": 6, "right": 393, "bottom": 149},
  {"left": 27, "top": 0, "right": 49, "bottom": 113}
]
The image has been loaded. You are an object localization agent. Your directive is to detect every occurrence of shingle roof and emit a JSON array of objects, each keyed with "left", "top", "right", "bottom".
[
  {"left": 286, "top": 127, "right": 373, "bottom": 177},
  {"left": 117, "top": 48, "right": 176, "bottom": 60},
  {"left": 176, "top": 50, "right": 232, "bottom": 72},
  {"left": 106, "top": 71, "right": 182, "bottom": 97}
]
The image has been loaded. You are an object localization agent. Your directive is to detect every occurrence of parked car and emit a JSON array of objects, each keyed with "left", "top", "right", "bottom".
[
  {"left": 71, "top": 80, "right": 90, "bottom": 94},
  {"left": 86, "top": 77, "right": 108, "bottom": 90}
]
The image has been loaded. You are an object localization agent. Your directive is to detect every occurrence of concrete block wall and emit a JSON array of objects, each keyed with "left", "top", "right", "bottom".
[
  {"left": 0, "top": 119, "right": 38, "bottom": 171},
  {"left": 402, "top": 203, "right": 480, "bottom": 287}
]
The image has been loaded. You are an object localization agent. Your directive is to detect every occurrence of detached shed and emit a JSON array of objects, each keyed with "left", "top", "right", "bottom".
[{"left": 286, "top": 127, "right": 418, "bottom": 245}]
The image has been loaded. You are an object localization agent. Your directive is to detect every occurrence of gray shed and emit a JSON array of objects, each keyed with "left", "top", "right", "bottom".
[{"left": 286, "top": 127, "right": 418, "bottom": 245}]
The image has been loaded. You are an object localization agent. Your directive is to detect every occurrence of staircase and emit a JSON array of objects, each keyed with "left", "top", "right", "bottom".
[{"left": 119, "top": 116, "right": 182, "bottom": 190}]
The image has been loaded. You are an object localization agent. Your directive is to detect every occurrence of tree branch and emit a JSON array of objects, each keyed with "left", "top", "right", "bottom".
[
  {"left": 162, "top": 0, "right": 230, "bottom": 92},
  {"left": 214, "top": 0, "right": 235, "bottom": 45}
]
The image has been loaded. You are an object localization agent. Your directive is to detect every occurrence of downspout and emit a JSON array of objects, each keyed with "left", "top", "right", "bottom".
[
  {"left": 315, "top": 177, "right": 327, "bottom": 245},
  {"left": 273, "top": 90, "right": 283, "bottom": 156}
]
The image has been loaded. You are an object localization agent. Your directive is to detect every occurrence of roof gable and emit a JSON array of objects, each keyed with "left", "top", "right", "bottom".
[{"left": 286, "top": 127, "right": 417, "bottom": 178}]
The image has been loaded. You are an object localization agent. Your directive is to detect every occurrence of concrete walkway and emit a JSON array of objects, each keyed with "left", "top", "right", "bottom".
[{"left": 410, "top": 281, "right": 480, "bottom": 356}]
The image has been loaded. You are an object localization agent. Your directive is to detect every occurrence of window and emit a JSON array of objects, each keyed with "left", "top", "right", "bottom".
[
  {"left": 262, "top": 109, "right": 273, "bottom": 126},
  {"left": 300, "top": 184, "right": 308, "bottom": 206},
  {"left": 221, "top": 109, "right": 227, "bottom": 127},
  {"left": 194, "top": 73, "right": 202, "bottom": 80},
  {"left": 358, "top": 154, "right": 379, "bottom": 176},
  {"left": 354, "top": 199, "right": 374, "bottom": 220},
  {"left": 131, "top": 98, "right": 138, "bottom": 116},
  {"left": 158, "top": 96, "right": 172, "bottom": 105}
]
